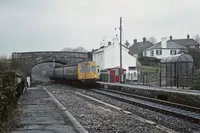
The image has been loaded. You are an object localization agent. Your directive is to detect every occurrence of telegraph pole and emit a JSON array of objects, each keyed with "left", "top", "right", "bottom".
[{"left": 119, "top": 17, "right": 122, "bottom": 83}]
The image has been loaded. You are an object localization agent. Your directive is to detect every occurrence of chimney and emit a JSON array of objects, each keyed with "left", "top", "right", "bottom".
[
  {"left": 133, "top": 39, "right": 137, "bottom": 44},
  {"left": 187, "top": 34, "right": 190, "bottom": 39},
  {"left": 143, "top": 37, "right": 146, "bottom": 42},
  {"left": 161, "top": 37, "right": 167, "bottom": 48},
  {"left": 170, "top": 35, "right": 173, "bottom": 40},
  {"left": 113, "top": 34, "right": 119, "bottom": 45}
]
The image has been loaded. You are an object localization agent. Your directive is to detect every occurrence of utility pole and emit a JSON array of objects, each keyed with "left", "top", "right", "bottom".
[{"left": 119, "top": 17, "right": 122, "bottom": 83}]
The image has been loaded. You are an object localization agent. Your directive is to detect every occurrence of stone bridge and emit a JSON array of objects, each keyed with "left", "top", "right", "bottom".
[{"left": 12, "top": 51, "right": 92, "bottom": 84}]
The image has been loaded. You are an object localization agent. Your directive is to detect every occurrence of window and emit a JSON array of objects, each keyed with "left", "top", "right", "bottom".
[
  {"left": 170, "top": 50, "right": 176, "bottom": 55},
  {"left": 80, "top": 67, "right": 86, "bottom": 73},
  {"left": 156, "top": 50, "right": 162, "bottom": 55},
  {"left": 91, "top": 66, "right": 96, "bottom": 72},
  {"left": 80, "top": 65, "right": 90, "bottom": 73},
  {"left": 150, "top": 50, "right": 154, "bottom": 56},
  {"left": 134, "top": 72, "right": 137, "bottom": 77},
  {"left": 144, "top": 51, "right": 147, "bottom": 56},
  {"left": 129, "top": 66, "right": 136, "bottom": 70}
]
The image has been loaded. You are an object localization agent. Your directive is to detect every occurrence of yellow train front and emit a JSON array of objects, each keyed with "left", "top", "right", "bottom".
[
  {"left": 48, "top": 61, "right": 98, "bottom": 86},
  {"left": 77, "top": 61, "right": 98, "bottom": 84}
]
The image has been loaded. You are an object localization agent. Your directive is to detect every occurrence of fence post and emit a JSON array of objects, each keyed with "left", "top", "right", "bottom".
[
  {"left": 146, "top": 74, "right": 148, "bottom": 86},
  {"left": 131, "top": 73, "right": 133, "bottom": 83},
  {"left": 160, "top": 72, "right": 161, "bottom": 87},
  {"left": 142, "top": 74, "right": 144, "bottom": 85}
]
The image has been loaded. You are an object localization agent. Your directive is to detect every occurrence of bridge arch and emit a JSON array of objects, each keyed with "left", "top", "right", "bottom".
[
  {"left": 32, "top": 60, "right": 66, "bottom": 69},
  {"left": 31, "top": 60, "right": 66, "bottom": 86}
]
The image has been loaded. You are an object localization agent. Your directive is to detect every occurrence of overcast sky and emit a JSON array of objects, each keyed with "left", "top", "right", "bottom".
[{"left": 1, "top": 0, "right": 200, "bottom": 56}]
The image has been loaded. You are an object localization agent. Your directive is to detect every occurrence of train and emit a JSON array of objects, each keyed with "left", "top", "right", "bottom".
[{"left": 48, "top": 61, "right": 99, "bottom": 85}]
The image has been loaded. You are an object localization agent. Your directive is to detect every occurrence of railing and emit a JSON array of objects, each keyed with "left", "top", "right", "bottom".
[{"left": 126, "top": 72, "right": 160, "bottom": 87}]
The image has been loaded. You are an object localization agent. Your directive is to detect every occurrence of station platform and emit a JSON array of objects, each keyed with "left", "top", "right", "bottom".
[
  {"left": 12, "top": 87, "right": 77, "bottom": 133},
  {"left": 97, "top": 81, "right": 200, "bottom": 107},
  {"left": 97, "top": 81, "right": 200, "bottom": 96}
]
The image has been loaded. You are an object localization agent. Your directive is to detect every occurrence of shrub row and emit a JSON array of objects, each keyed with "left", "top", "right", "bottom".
[
  {"left": 0, "top": 71, "right": 25, "bottom": 132},
  {"left": 191, "top": 72, "right": 200, "bottom": 90}
]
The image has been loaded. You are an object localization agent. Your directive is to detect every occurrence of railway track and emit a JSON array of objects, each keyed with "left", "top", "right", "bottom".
[
  {"left": 90, "top": 88, "right": 200, "bottom": 123},
  {"left": 44, "top": 85, "right": 180, "bottom": 133}
]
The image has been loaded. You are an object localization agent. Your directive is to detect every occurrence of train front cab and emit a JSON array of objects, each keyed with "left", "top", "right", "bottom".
[{"left": 77, "top": 61, "right": 98, "bottom": 84}]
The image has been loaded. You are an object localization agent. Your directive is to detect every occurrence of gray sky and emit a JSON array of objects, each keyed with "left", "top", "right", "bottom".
[{"left": 1, "top": 0, "right": 200, "bottom": 56}]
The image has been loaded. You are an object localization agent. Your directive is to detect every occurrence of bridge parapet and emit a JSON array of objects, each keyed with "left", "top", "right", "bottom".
[{"left": 12, "top": 51, "right": 92, "bottom": 76}]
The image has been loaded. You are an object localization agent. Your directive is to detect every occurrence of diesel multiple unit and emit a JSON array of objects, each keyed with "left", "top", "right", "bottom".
[{"left": 48, "top": 61, "right": 98, "bottom": 84}]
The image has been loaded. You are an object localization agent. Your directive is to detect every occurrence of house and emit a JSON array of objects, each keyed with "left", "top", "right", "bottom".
[
  {"left": 129, "top": 37, "right": 154, "bottom": 57},
  {"left": 92, "top": 39, "right": 138, "bottom": 81},
  {"left": 143, "top": 35, "right": 200, "bottom": 59},
  {"left": 143, "top": 38, "right": 185, "bottom": 59},
  {"left": 169, "top": 35, "right": 200, "bottom": 50}
]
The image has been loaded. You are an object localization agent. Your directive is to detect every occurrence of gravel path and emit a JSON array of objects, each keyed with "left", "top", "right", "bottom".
[{"left": 45, "top": 85, "right": 169, "bottom": 133}]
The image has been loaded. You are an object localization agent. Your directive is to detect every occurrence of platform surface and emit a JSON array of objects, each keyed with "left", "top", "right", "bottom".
[
  {"left": 12, "top": 87, "right": 77, "bottom": 133},
  {"left": 97, "top": 81, "right": 200, "bottom": 96}
]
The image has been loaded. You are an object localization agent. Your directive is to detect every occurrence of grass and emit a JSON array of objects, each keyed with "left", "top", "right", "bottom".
[
  {"left": 141, "top": 66, "right": 160, "bottom": 73},
  {"left": 196, "top": 69, "right": 200, "bottom": 74},
  {"left": 0, "top": 107, "right": 21, "bottom": 133}
]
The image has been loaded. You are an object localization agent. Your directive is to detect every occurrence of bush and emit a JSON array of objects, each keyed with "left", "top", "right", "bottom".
[
  {"left": 0, "top": 71, "right": 23, "bottom": 132},
  {"left": 138, "top": 56, "right": 160, "bottom": 67},
  {"left": 190, "top": 73, "right": 200, "bottom": 90},
  {"left": 186, "top": 49, "right": 200, "bottom": 69}
]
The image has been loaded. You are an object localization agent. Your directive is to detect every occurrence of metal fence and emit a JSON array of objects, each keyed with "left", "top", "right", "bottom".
[
  {"left": 127, "top": 54, "right": 195, "bottom": 88},
  {"left": 126, "top": 72, "right": 160, "bottom": 87}
]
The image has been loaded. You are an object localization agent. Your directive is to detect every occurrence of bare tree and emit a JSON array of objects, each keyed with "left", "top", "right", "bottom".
[
  {"left": 61, "top": 47, "right": 88, "bottom": 52},
  {"left": 193, "top": 34, "right": 200, "bottom": 43},
  {"left": 124, "top": 40, "right": 130, "bottom": 48},
  {"left": 148, "top": 36, "right": 157, "bottom": 44},
  {"left": 0, "top": 55, "right": 10, "bottom": 71},
  {"left": 73, "top": 47, "right": 88, "bottom": 52}
]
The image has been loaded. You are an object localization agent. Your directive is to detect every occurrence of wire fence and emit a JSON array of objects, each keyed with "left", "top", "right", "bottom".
[
  {"left": 126, "top": 72, "right": 160, "bottom": 87},
  {"left": 126, "top": 72, "right": 194, "bottom": 88}
]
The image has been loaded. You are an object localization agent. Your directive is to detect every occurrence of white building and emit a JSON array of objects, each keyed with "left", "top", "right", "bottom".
[
  {"left": 92, "top": 40, "right": 138, "bottom": 80},
  {"left": 143, "top": 38, "right": 185, "bottom": 59}
]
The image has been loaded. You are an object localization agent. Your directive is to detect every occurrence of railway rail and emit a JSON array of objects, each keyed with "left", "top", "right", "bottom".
[
  {"left": 90, "top": 88, "right": 200, "bottom": 123},
  {"left": 75, "top": 92, "right": 177, "bottom": 133}
]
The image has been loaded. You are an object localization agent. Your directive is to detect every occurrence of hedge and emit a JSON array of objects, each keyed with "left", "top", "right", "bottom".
[
  {"left": 191, "top": 72, "right": 200, "bottom": 90},
  {"left": 138, "top": 56, "right": 160, "bottom": 67},
  {"left": 0, "top": 71, "right": 25, "bottom": 132}
]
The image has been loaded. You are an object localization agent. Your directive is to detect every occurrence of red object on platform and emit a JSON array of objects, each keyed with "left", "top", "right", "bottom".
[
  {"left": 100, "top": 67, "right": 126, "bottom": 83},
  {"left": 115, "top": 76, "right": 119, "bottom": 82}
]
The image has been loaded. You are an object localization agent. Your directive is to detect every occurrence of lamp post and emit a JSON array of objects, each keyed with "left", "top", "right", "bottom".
[
  {"left": 114, "top": 17, "right": 123, "bottom": 83},
  {"left": 119, "top": 17, "right": 122, "bottom": 83}
]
